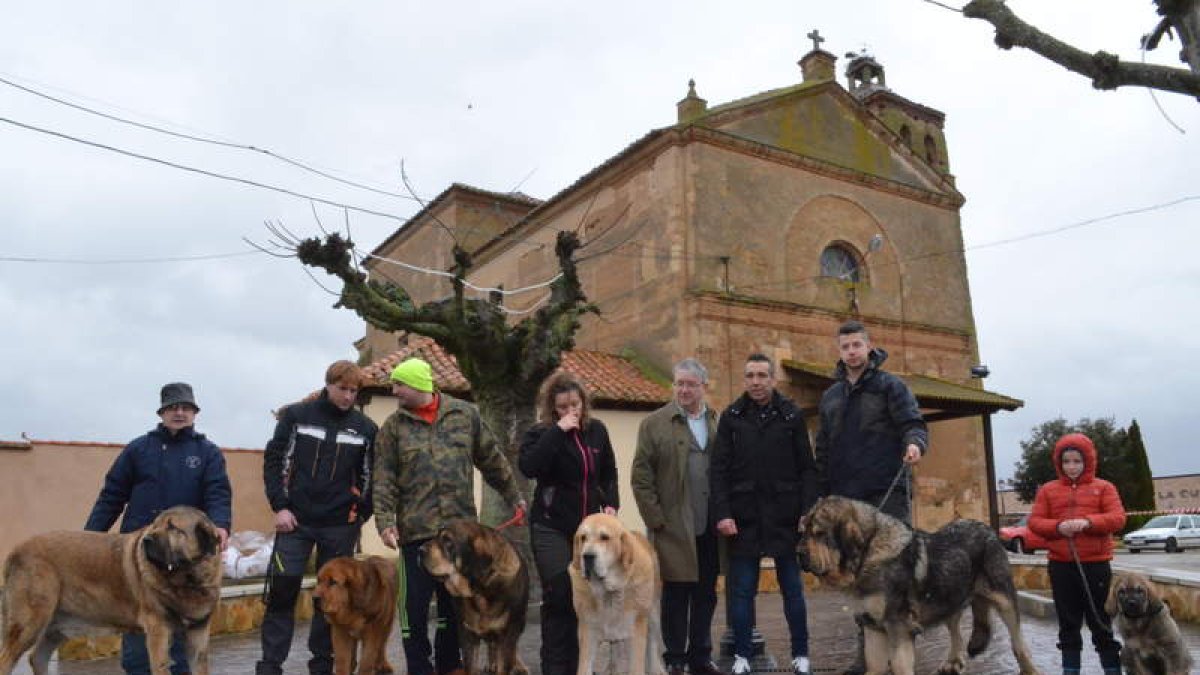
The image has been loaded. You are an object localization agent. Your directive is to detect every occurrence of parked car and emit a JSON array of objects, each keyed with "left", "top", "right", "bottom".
[
  {"left": 999, "top": 514, "right": 1048, "bottom": 554},
  {"left": 1123, "top": 513, "right": 1200, "bottom": 553}
]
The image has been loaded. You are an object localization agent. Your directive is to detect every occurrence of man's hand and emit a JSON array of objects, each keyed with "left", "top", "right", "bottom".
[
  {"left": 380, "top": 526, "right": 400, "bottom": 549},
  {"left": 274, "top": 508, "right": 298, "bottom": 533},
  {"left": 513, "top": 500, "right": 528, "bottom": 526},
  {"left": 216, "top": 527, "right": 230, "bottom": 551},
  {"left": 716, "top": 518, "right": 738, "bottom": 537},
  {"left": 903, "top": 444, "right": 922, "bottom": 465}
]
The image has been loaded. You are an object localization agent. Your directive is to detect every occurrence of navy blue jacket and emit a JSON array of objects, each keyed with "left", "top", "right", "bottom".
[
  {"left": 814, "top": 348, "right": 928, "bottom": 501},
  {"left": 85, "top": 425, "right": 233, "bottom": 533},
  {"left": 263, "top": 391, "right": 378, "bottom": 527}
]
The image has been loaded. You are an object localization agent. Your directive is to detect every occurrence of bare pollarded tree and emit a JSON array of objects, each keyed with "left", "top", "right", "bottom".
[
  {"left": 963, "top": 0, "right": 1200, "bottom": 98},
  {"left": 272, "top": 225, "right": 597, "bottom": 577}
]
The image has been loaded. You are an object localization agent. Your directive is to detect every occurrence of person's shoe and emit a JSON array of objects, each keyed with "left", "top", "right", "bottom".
[
  {"left": 689, "top": 660, "right": 724, "bottom": 675},
  {"left": 841, "top": 667, "right": 865, "bottom": 675},
  {"left": 255, "top": 662, "right": 284, "bottom": 675},
  {"left": 791, "top": 656, "right": 811, "bottom": 675},
  {"left": 667, "top": 664, "right": 687, "bottom": 675},
  {"left": 730, "top": 655, "right": 752, "bottom": 674}
]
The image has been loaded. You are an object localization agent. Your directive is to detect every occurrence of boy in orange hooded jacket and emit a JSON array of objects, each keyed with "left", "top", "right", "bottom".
[{"left": 1029, "top": 432, "right": 1126, "bottom": 675}]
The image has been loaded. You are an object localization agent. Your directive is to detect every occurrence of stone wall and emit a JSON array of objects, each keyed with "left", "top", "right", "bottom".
[{"left": 1010, "top": 560, "right": 1200, "bottom": 624}]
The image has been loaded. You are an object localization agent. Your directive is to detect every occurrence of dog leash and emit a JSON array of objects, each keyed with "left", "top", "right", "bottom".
[
  {"left": 1067, "top": 536, "right": 1117, "bottom": 639},
  {"left": 876, "top": 463, "right": 910, "bottom": 513},
  {"left": 494, "top": 504, "right": 527, "bottom": 531}
]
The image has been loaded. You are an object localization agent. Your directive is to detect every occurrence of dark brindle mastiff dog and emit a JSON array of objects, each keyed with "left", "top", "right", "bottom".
[
  {"left": 420, "top": 519, "right": 529, "bottom": 675},
  {"left": 1106, "top": 572, "right": 1194, "bottom": 675},
  {"left": 0, "top": 505, "right": 222, "bottom": 675},
  {"left": 798, "top": 496, "right": 1040, "bottom": 675}
]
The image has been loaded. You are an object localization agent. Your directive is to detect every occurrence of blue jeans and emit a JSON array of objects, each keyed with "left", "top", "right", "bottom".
[
  {"left": 121, "top": 631, "right": 189, "bottom": 675},
  {"left": 728, "top": 554, "right": 808, "bottom": 659}
]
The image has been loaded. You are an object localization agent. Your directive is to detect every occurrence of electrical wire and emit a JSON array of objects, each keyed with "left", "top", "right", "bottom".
[
  {"left": 360, "top": 251, "right": 563, "bottom": 295},
  {"left": 0, "top": 249, "right": 265, "bottom": 265},
  {"left": 0, "top": 73, "right": 419, "bottom": 200},
  {"left": 0, "top": 115, "right": 414, "bottom": 224}
]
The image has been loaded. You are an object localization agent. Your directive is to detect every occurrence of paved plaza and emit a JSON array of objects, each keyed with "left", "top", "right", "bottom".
[{"left": 9, "top": 584, "right": 1200, "bottom": 674}]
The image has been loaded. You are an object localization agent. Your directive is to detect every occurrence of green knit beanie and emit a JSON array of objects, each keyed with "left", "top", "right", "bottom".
[{"left": 389, "top": 358, "right": 434, "bottom": 393}]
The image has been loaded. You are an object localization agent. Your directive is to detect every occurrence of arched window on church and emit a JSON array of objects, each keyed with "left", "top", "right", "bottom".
[
  {"left": 820, "top": 244, "right": 862, "bottom": 282},
  {"left": 899, "top": 125, "right": 911, "bottom": 149},
  {"left": 924, "top": 134, "right": 938, "bottom": 165}
]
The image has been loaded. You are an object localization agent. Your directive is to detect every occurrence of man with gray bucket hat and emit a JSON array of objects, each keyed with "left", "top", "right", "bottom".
[{"left": 85, "top": 381, "right": 233, "bottom": 675}]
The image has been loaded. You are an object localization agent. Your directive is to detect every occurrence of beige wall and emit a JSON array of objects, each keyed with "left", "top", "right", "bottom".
[{"left": 0, "top": 440, "right": 274, "bottom": 567}]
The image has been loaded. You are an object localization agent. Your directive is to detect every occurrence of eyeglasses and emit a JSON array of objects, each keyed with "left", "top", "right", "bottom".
[{"left": 673, "top": 381, "right": 703, "bottom": 389}]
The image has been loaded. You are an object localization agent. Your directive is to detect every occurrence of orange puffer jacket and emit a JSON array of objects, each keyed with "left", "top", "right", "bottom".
[{"left": 1028, "top": 433, "right": 1126, "bottom": 563}]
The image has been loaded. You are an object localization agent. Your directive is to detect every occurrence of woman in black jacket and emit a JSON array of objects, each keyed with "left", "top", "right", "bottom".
[{"left": 519, "top": 371, "right": 619, "bottom": 675}]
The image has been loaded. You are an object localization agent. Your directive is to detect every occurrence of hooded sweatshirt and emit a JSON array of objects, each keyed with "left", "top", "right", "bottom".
[{"left": 1028, "top": 433, "right": 1126, "bottom": 563}]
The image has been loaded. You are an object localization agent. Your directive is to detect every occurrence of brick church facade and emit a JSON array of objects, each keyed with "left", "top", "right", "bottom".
[{"left": 357, "top": 40, "right": 1021, "bottom": 528}]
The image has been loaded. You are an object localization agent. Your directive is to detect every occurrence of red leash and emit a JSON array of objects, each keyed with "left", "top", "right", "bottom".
[{"left": 495, "top": 504, "right": 527, "bottom": 531}]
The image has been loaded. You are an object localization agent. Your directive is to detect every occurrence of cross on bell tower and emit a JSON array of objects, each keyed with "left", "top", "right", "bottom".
[
  {"left": 798, "top": 28, "right": 836, "bottom": 83},
  {"left": 806, "top": 29, "right": 825, "bottom": 52}
]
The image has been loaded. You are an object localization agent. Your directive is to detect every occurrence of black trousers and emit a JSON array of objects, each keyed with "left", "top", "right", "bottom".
[
  {"left": 1047, "top": 559, "right": 1121, "bottom": 669},
  {"left": 661, "top": 529, "right": 719, "bottom": 668},
  {"left": 400, "top": 539, "right": 463, "bottom": 675},
  {"left": 259, "top": 522, "right": 359, "bottom": 675},
  {"left": 532, "top": 523, "right": 577, "bottom": 675}
]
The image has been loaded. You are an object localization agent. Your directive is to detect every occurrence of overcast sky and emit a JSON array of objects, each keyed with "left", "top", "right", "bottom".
[{"left": 2, "top": 2, "right": 1196, "bottom": 482}]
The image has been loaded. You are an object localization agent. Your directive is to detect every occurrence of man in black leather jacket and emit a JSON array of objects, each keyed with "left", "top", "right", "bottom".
[{"left": 256, "top": 360, "right": 378, "bottom": 675}]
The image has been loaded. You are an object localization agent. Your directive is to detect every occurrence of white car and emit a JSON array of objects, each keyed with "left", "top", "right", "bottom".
[{"left": 1123, "top": 513, "right": 1200, "bottom": 553}]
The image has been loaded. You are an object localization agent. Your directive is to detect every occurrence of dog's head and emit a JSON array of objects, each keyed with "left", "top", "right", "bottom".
[
  {"left": 797, "top": 496, "right": 879, "bottom": 586},
  {"left": 571, "top": 513, "right": 635, "bottom": 582},
  {"left": 313, "top": 557, "right": 366, "bottom": 616},
  {"left": 140, "top": 506, "right": 220, "bottom": 578},
  {"left": 419, "top": 520, "right": 499, "bottom": 598},
  {"left": 1106, "top": 572, "right": 1164, "bottom": 619}
]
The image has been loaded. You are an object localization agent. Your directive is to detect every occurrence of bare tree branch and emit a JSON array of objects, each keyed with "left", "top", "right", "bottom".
[{"left": 963, "top": 0, "right": 1200, "bottom": 98}]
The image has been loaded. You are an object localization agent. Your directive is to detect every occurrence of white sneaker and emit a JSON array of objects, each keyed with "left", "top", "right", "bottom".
[
  {"left": 791, "top": 656, "right": 811, "bottom": 675},
  {"left": 731, "top": 655, "right": 752, "bottom": 674}
]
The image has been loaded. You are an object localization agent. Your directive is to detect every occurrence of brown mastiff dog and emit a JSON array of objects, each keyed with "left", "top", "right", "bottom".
[
  {"left": 313, "top": 556, "right": 397, "bottom": 675},
  {"left": 420, "top": 520, "right": 529, "bottom": 675},
  {"left": 1106, "top": 572, "right": 1194, "bottom": 675},
  {"left": 0, "top": 505, "right": 222, "bottom": 675}
]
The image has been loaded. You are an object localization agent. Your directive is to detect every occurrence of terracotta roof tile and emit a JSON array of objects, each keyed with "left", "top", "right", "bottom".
[{"left": 362, "top": 334, "right": 670, "bottom": 406}]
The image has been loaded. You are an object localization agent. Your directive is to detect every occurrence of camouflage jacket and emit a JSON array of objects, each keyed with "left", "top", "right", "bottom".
[{"left": 373, "top": 393, "right": 522, "bottom": 544}]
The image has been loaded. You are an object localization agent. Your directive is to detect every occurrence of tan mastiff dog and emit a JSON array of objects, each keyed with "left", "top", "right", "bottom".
[
  {"left": 570, "top": 513, "right": 665, "bottom": 675},
  {"left": 0, "top": 505, "right": 222, "bottom": 675}
]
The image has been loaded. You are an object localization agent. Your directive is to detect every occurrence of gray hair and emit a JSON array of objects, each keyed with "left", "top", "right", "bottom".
[{"left": 673, "top": 358, "right": 708, "bottom": 384}]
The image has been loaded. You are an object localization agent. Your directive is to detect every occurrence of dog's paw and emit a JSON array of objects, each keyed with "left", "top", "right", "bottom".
[{"left": 932, "top": 657, "right": 966, "bottom": 675}]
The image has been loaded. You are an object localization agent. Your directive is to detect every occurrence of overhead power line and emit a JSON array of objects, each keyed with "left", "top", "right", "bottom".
[
  {"left": 0, "top": 73, "right": 418, "bottom": 200},
  {"left": 0, "top": 115, "right": 414, "bottom": 224},
  {"left": 0, "top": 249, "right": 265, "bottom": 265}
]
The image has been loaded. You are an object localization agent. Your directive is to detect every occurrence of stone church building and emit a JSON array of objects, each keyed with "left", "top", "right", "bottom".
[{"left": 356, "top": 40, "right": 1021, "bottom": 529}]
